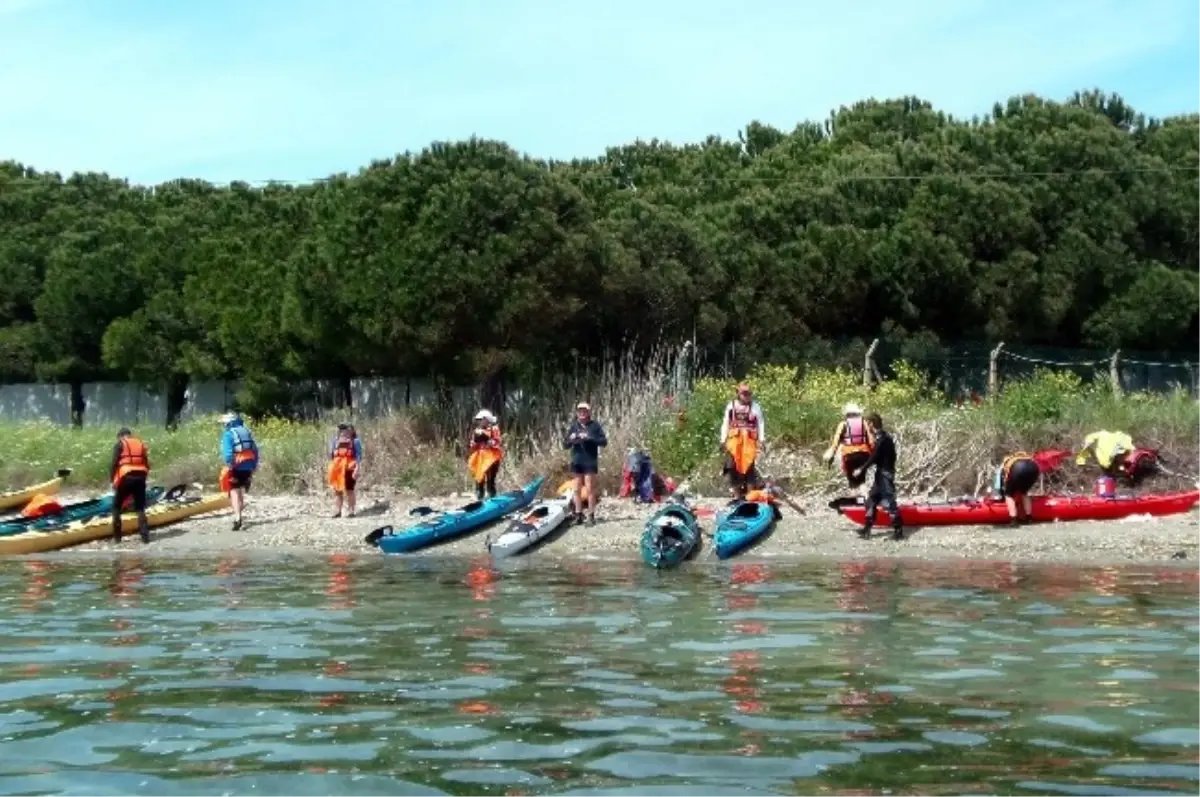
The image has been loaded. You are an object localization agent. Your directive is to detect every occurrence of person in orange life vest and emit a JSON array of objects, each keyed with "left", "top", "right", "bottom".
[
  {"left": 219, "top": 412, "right": 259, "bottom": 531},
  {"left": 328, "top": 423, "right": 364, "bottom": 518},
  {"left": 823, "top": 402, "right": 875, "bottom": 499},
  {"left": 994, "top": 452, "right": 1040, "bottom": 524},
  {"left": 468, "top": 409, "right": 503, "bottom": 499},
  {"left": 109, "top": 427, "right": 150, "bottom": 544},
  {"left": 719, "top": 383, "right": 766, "bottom": 500}
]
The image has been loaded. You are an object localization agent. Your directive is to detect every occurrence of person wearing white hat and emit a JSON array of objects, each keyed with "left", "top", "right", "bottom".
[
  {"left": 468, "top": 409, "right": 503, "bottom": 499},
  {"left": 219, "top": 411, "right": 259, "bottom": 530},
  {"left": 823, "top": 402, "right": 875, "bottom": 499},
  {"left": 563, "top": 401, "right": 607, "bottom": 526},
  {"left": 719, "top": 383, "right": 766, "bottom": 500}
]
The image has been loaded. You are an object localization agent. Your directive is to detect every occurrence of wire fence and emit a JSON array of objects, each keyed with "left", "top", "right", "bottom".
[{"left": 693, "top": 340, "right": 1199, "bottom": 398}]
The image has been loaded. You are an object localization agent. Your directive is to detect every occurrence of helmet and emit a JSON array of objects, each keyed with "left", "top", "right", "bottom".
[{"left": 842, "top": 402, "right": 863, "bottom": 416}]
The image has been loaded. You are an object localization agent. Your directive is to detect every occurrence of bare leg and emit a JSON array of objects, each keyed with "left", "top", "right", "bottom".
[
  {"left": 332, "top": 492, "right": 344, "bottom": 518},
  {"left": 346, "top": 489, "right": 356, "bottom": 516},
  {"left": 1004, "top": 496, "right": 1017, "bottom": 520},
  {"left": 231, "top": 488, "right": 245, "bottom": 528},
  {"left": 584, "top": 474, "right": 597, "bottom": 517},
  {"left": 1022, "top": 494, "right": 1032, "bottom": 519},
  {"left": 573, "top": 475, "right": 584, "bottom": 517}
]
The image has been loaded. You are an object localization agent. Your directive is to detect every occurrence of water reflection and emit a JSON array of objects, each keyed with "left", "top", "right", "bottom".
[{"left": 0, "top": 554, "right": 1194, "bottom": 796}]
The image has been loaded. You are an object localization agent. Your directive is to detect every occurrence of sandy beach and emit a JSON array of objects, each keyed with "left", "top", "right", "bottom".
[{"left": 49, "top": 485, "right": 1200, "bottom": 567}]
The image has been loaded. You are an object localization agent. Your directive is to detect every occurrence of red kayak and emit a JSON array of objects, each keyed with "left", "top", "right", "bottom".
[{"left": 835, "top": 490, "right": 1200, "bottom": 528}]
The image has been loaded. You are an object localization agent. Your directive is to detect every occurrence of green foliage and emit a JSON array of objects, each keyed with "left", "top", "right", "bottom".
[{"left": 0, "top": 90, "right": 1196, "bottom": 421}]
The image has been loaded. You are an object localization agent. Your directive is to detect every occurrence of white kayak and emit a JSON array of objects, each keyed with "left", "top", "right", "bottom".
[{"left": 486, "top": 493, "right": 575, "bottom": 559}]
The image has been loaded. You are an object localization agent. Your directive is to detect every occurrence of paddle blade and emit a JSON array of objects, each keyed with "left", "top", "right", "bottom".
[
  {"left": 164, "top": 484, "right": 188, "bottom": 501},
  {"left": 1031, "top": 449, "right": 1072, "bottom": 473},
  {"left": 408, "top": 506, "right": 435, "bottom": 517},
  {"left": 56, "top": 468, "right": 73, "bottom": 478},
  {"left": 827, "top": 496, "right": 859, "bottom": 512},
  {"left": 364, "top": 526, "right": 391, "bottom": 547}
]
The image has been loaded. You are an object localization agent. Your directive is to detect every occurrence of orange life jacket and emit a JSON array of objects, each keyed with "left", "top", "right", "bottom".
[
  {"left": 330, "top": 438, "right": 356, "bottom": 461},
  {"left": 727, "top": 402, "right": 759, "bottom": 439},
  {"left": 1001, "top": 451, "right": 1033, "bottom": 483},
  {"left": 840, "top": 417, "right": 872, "bottom": 457},
  {"left": 113, "top": 437, "right": 149, "bottom": 486},
  {"left": 745, "top": 488, "right": 775, "bottom": 504},
  {"left": 470, "top": 425, "right": 502, "bottom": 455}
]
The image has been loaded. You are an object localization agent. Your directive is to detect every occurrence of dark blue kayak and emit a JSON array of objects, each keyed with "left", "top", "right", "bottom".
[
  {"left": 714, "top": 499, "right": 781, "bottom": 559},
  {"left": 640, "top": 498, "right": 702, "bottom": 569},
  {"left": 367, "top": 477, "right": 546, "bottom": 554},
  {"left": 0, "top": 485, "right": 173, "bottom": 537}
]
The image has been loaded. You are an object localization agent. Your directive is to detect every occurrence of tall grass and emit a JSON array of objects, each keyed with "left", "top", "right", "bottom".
[{"left": 1, "top": 353, "right": 1195, "bottom": 499}]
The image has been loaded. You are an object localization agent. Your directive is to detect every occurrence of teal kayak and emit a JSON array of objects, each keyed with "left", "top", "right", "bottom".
[
  {"left": 0, "top": 485, "right": 174, "bottom": 537},
  {"left": 640, "top": 498, "right": 702, "bottom": 569},
  {"left": 714, "top": 499, "right": 780, "bottom": 559},
  {"left": 367, "top": 477, "right": 546, "bottom": 554}
]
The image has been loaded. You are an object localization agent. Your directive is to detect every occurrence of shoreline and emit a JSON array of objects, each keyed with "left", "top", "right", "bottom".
[{"left": 32, "top": 487, "right": 1200, "bottom": 568}]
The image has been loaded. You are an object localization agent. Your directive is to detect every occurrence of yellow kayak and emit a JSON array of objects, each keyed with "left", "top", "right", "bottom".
[
  {"left": 0, "top": 469, "right": 72, "bottom": 513},
  {"left": 0, "top": 492, "right": 230, "bottom": 555}
]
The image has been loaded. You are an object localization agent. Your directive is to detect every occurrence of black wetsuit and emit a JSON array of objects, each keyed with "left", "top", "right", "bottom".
[{"left": 858, "top": 429, "right": 903, "bottom": 540}]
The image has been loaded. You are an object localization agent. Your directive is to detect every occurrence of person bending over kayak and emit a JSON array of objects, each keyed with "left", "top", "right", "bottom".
[
  {"left": 719, "top": 383, "right": 766, "bottom": 500},
  {"left": 995, "top": 451, "right": 1039, "bottom": 524},
  {"left": 468, "top": 410, "right": 503, "bottom": 500},
  {"left": 851, "top": 413, "right": 904, "bottom": 541},
  {"left": 823, "top": 402, "right": 874, "bottom": 500},
  {"left": 564, "top": 402, "right": 607, "bottom": 526},
  {"left": 110, "top": 426, "right": 151, "bottom": 544},
  {"left": 1075, "top": 430, "right": 1134, "bottom": 478},
  {"left": 219, "top": 412, "right": 259, "bottom": 531},
  {"left": 328, "top": 423, "right": 364, "bottom": 518}
]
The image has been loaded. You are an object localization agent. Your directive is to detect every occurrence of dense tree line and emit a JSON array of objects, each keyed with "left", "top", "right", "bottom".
[{"left": 0, "top": 89, "right": 1196, "bottom": 424}]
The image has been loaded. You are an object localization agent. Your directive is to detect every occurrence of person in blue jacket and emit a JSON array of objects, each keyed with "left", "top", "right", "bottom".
[
  {"left": 219, "top": 412, "right": 259, "bottom": 531},
  {"left": 563, "top": 401, "right": 607, "bottom": 526}
]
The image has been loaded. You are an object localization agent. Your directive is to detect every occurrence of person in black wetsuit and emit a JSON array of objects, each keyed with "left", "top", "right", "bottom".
[{"left": 851, "top": 413, "right": 904, "bottom": 541}]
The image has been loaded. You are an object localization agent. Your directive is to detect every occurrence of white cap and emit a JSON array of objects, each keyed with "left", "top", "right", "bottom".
[
  {"left": 576, "top": 402, "right": 591, "bottom": 411},
  {"left": 473, "top": 409, "right": 496, "bottom": 422},
  {"left": 842, "top": 402, "right": 863, "bottom": 416},
  {"left": 219, "top": 412, "right": 239, "bottom": 424}
]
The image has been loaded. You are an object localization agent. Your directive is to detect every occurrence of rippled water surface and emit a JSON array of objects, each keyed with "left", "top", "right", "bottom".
[{"left": 0, "top": 553, "right": 1197, "bottom": 795}]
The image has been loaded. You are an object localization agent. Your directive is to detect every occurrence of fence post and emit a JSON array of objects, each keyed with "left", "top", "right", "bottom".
[
  {"left": 1109, "top": 350, "right": 1122, "bottom": 397},
  {"left": 988, "top": 342, "right": 1005, "bottom": 396},
  {"left": 863, "top": 339, "right": 880, "bottom": 389}
]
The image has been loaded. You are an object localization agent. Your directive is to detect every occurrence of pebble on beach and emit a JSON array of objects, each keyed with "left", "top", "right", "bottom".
[{"left": 60, "top": 486, "right": 1200, "bottom": 567}]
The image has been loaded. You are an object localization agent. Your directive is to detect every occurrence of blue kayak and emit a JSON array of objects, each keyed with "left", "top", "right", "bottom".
[
  {"left": 368, "top": 477, "right": 546, "bottom": 554},
  {"left": 714, "top": 499, "right": 781, "bottom": 559},
  {"left": 0, "top": 485, "right": 171, "bottom": 537},
  {"left": 640, "top": 499, "right": 702, "bottom": 569}
]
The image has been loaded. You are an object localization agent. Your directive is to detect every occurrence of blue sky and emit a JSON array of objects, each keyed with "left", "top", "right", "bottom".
[{"left": 0, "top": 0, "right": 1196, "bottom": 186}]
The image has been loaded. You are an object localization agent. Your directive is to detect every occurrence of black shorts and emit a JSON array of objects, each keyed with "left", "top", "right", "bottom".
[
  {"left": 724, "top": 453, "right": 759, "bottom": 488},
  {"left": 842, "top": 451, "right": 871, "bottom": 487},
  {"left": 343, "top": 470, "right": 357, "bottom": 492},
  {"left": 1004, "top": 459, "right": 1039, "bottom": 496},
  {"left": 114, "top": 473, "right": 148, "bottom": 513},
  {"left": 229, "top": 468, "right": 254, "bottom": 491},
  {"left": 570, "top": 462, "right": 598, "bottom": 476}
]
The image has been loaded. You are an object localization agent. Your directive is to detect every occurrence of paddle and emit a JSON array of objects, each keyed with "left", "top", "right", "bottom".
[
  {"left": 408, "top": 506, "right": 437, "bottom": 517},
  {"left": 164, "top": 484, "right": 188, "bottom": 502},
  {"left": 55, "top": 468, "right": 73, "bottom": 479},
  {"left": 763, "top": 479, "right": 806, "bottom": 516}
]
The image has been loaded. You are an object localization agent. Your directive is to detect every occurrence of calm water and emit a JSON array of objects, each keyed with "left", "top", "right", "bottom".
[{"left": 0, "top": 553, "right": 1197, "bottom": 796}]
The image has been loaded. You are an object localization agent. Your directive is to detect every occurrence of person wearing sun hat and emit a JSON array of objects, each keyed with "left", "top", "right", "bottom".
[
  {"left": 719, "top": 382, "right": 766, "bottom": 500},
  {"left": 823, "top": 401, "right": 875, "bottom": 500},
  {"left": 563, "top": 401, "right": 607, "bottom": 526},
  {"left": 219, "top": 411, "right": 259, "bottom": 530}
]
